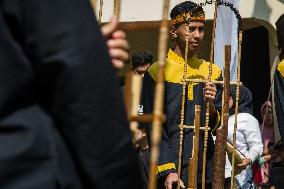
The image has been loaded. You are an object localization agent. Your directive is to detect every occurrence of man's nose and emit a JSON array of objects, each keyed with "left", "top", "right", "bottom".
[{"left": 193, "top": 30, "right": 201, "bottom": 38}]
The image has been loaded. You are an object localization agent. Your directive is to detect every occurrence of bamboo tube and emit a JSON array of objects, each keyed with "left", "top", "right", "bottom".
[
  {"left": 202, "top": 1, "right": 218, "bottom": 189},
  {"left": 113, "top": 0, "right": 121, "bottom": 20},
  {"left": 230, "top": 31, "right": 243, "bottom": 189},
  {"left": 148, "top": 0, "right": 170, "bottom": 188},
  {"left": 212, "top": 45, "right": 231, "bottom": 189},
  {"left": 185, "top": 79, "right": 241, "bottom": 85},
  {"left": 90, "top": 0, "right": 97, "bottom": 13},
  {"left": 129, "top": 74, "right": 143, "bottom": 134},
  {"left": 188, "top": 105, "right": 201, "bottom": 189},
  {"left": 98, "top": 0, "right": 103, "bottom": 25},
  {"left": 177, "top": 25, "right": 190, "bottom": 189}
]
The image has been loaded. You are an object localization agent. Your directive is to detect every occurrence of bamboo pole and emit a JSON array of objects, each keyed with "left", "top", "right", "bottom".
[
  {"left": 90, "top": 0, "right": 97, "bottom": 13},
  {"left": 188, "top": 105, "right": 201, "bottom": 189},
  {"left": 98, "top": 0, "right": 103, "bottom": 25},
  {"left": 230, "top": 31, "right": 243, "bottom": 189},
  {"left": 148, "top": 0, "right": 170, "bottom": 188},
  {"left": 177, "top": 23, "right": 190, "bottom": 189},
  {"left": 113, "top": 0, "right": 121, "bottom": 20},
  {"left": 202, "top": 1, "right": 218, "bottom": 188},
  {"left": 212, "top": 45, "right": 231, "bottom": 189}
]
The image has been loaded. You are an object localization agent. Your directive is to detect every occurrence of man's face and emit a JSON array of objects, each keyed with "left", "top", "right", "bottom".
[
  {"left": 172, "top": 21, "right": 205, "bottom": 53},
  {"left": 133, "top": 63, "right": 151, "bottom": 78}
]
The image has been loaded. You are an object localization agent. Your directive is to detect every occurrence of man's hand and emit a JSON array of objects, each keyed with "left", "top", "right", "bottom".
[
  {"left": 237, "top": 158, "right": 251, "bottom": 169},
  {"left": 101, "top": 16, "right": 129, "bottom": 69},
  {"left": 164, "top": 173, "right": 185, "bottom": 189},
  {"left": 204, "top": 81, "right": 217, "bottom": 102}
]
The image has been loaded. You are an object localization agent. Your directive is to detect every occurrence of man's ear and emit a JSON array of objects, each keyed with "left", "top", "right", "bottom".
[{"left": 170, "top": 26, "right": 177, "bottom": 39}]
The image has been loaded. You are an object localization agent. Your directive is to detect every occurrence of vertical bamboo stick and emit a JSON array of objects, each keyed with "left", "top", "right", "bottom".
[
  {"left": 177, "top": 26, "right": 190, "bottom": 189},
  {"left": 113, "top": 0, "right": 121, "bottom": 20},
  {"left": 148, "top": 1, "right": 170, "bottom": 189},
  {"left": 202, "top": 1, "right": 218, "bottom": 189},
  {"left": 230, "top": 31, "right": 243, "bottom": 189},
  {"left": 188, "top": 105, "right": 201, "bottom": 189},
  {"left": 212, "top": 45, "right": 231, "bottom": 189}
]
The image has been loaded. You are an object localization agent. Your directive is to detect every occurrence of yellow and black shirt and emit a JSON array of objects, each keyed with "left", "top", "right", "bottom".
[
  {"left": 275, "top": 59, "right": 284, "bottom": 144},
  {"left": 142, "top": 49, "right": 222, "bottom": 183}
]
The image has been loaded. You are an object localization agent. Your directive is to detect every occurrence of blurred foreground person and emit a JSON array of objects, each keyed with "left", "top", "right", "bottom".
[{"left": 0, "top": 0, "right": 141, "bottom": 189}]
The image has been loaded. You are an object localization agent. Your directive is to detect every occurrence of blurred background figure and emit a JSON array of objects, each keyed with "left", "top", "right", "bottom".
[
  {"left": 131, "top": 51, "right": 153, "bottom": 78},
  {"left": 258, "top": 101, "right": 276, "bottom": 188}
]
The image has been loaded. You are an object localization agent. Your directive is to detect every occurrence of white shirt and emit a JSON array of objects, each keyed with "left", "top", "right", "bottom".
[{"left": 225, "top": 113, "right": 263, "bottom": 187}]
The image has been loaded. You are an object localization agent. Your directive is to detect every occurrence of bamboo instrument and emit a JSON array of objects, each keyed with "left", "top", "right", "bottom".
[
  {"left": 98, "top": 0, "right": 103, "bottom": 25},
  {"left": 124, "top": 72, "right": 143, "bottom": 136},
  {"left": 202, "top": 1, "right": 218, "bottom": 189},
  {"left": 188, "top": 105, "right": 201, "bottom": 189},
  {"left": 148, "top": 0, "right": 170, "bottom": 188},
  {"left": 177, "top": 22, "right": 190, "bottom": 189},
  {"left": 113, "top": 0, "right": 121, "bottom": 20},
  {"left": 230, "top": 30, "right": 243, "bottom": 189},
  {"left": 212, "top": 45, "right": 231, "bottom": 189},
  {"left": 90, "top": 0, "right": 97, "bottom": 13}
]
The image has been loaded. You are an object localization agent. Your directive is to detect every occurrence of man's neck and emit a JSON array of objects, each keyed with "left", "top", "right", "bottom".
[{"left": 174, "top": 45, "right": 195, "bottom": 60}]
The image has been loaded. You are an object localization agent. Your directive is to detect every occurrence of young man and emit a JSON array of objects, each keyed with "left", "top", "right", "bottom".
[
  {"left": 131, "top": 51, "right": 153, "bottom": 189},
  {"left": 143, "top": 1, "right": 222, "bottom": 188}
]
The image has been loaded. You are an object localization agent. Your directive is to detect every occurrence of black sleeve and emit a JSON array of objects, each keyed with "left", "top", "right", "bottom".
[
  {"left": 7, "top": 0, "right": 141, "bottom": 188},
  {"left": 142, "top": 71, "right": 177, "bottom": 177},
  {"left": 274, "top": 70, "right": 284, "bottom": 145}
]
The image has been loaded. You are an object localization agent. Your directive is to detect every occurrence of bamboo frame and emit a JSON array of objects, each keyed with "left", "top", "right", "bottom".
[
  {"left": 202, "top": 1, "right": 218, "bottom": 188},
  {"left": 148, "top": 1, "right": 170, "bottom": 189},
  {"left": 177, "top": 24, "right": 190, "bottom": 189}
]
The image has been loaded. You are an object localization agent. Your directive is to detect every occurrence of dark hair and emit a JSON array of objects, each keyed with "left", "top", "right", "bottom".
[
  {"left": 170, "top": 1, "right": 204, "bottom": 20},
  {"left": 276, "top": 14, "right": 284, "bottom": 60},
  {"left": 131, "top": 51, "right": 153, "bottom": 69},
  {"left": 229, "top": 85, "right": 253, "bottom": 115}
]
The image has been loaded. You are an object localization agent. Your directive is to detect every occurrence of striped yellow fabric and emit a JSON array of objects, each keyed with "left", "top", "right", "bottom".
[{"left": 156, "top": 163, "right": 176, "bottom": 174}]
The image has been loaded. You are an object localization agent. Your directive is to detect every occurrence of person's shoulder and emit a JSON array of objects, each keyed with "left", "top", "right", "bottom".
[
  {"left": 147, "top": 61, "right": 160, "bottom": 81},
  {"left": 277, "top": 59, "right": 284, "bottom": 77},
  {"left": 238, "top": 113, "right": 259, "bottom": 126}
]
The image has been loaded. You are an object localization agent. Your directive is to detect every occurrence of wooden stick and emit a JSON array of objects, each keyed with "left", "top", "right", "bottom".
[
  {"left": 129, "top": 74, "right": 143, "bottom": 134},
  {"left": 129, "top": 114, "right": 166, "bottom": 124},
  {"left": 148, "top": 1, "right": 170, "bottom": 189},
  {"left": 181, "top": 125, "right": 210, "bottom": 131},
  {"left": 113, "top": 0, "right": 121, "bottom": 20},
  {"left": 212, "top": 45, "right": 231, "bottom": 189},
  {"left": 230, "top": 31, "right": 243, "bottom": 189},
  {"left": 188, "top": 105, "right": 201, "bottom": 189},
  {"left": 177, "top": 23, "right": 190, "bottom": 189},
  {"left": 202, "top": 2, "right": 218, "bottom": 189},
  {"left": 185, "top": 79, "right": 241, "bottom": 85},
  {"left": 90, "top": 0, "right": 97, "bottom": 13},
  {"left": 98, "top": 0, "right": 103, "bottom": 25}
]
